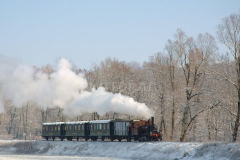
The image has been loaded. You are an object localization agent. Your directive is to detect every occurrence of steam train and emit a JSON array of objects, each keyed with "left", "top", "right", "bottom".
[{"left": 42, "top": 117, "right": 162, "bottom": 142}]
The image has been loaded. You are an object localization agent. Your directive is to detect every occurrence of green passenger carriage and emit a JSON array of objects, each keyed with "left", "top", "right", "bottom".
[
  {"left": 65, "top": 121, "right": 89, "bottom": 141},
  {"left": 89, "top": 120, "right": 112, "bottom": 141},
  {"left": 42, "top": 122, "right": 66, "bottom": 141}
]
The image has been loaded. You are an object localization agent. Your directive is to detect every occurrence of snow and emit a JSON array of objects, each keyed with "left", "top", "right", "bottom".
[
  {"left": 0, "top": 140, "right": 240, "bottom": 160},
  {"left": 89, "top": 120, "right": 112, "bottom": 124},
  {"left": 65, "top": 121, "right": 89, "bottom": 125},
  {"left": 42, "top": 122, "right": 65, "bottom": 125},
  {"left": 0, "top": 155, "right": 121, "bottom": 160}
]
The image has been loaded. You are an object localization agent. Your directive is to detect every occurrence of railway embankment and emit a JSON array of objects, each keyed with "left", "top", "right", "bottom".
[{"left": 0, "top": 140, "right": 240, "bottom": 160}]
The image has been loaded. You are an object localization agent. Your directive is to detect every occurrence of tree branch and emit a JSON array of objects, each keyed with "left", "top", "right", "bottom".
[{"left": 219, "top": 104, "right": 237, "bottom": 117}]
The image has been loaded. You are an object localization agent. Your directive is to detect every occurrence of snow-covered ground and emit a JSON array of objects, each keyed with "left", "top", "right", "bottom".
[{"left": 0, "top": 140, "right": 240, "bottom": 160}]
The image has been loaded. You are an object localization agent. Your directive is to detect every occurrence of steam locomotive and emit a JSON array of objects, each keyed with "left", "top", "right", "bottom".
[{"left": 42, "top": 117, "right": 162, "bottom": 142}]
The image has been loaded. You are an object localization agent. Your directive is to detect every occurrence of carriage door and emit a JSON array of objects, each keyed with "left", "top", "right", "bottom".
[{"left": 61, "top": 124, "right": 66, "bottom": 136}]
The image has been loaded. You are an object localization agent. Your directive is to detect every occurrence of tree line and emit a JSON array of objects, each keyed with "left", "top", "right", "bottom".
[{"left": 0, "top": 11, "right": 239, "bottom": 142}]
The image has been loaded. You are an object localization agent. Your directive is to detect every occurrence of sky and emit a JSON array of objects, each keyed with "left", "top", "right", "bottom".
[{"left": 0, "top": 0, "right": 239, "bottom": 69}]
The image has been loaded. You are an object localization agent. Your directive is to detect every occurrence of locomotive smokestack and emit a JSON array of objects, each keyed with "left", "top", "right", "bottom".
[{"left": 151, "top": 117, "right": 154, "bottom": 129}]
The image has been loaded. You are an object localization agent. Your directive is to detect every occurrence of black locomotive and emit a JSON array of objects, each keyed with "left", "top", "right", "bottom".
[{"left": 42, "top": 117, "right": 162, "bottom": 142}]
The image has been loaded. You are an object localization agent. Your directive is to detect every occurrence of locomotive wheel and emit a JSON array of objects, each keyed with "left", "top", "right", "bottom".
[
  {"left": 111, "top": 138, "right": 113, "bottom": 142},
  {"left": 85, "top": 138, "right": 88, "bottom": 141},
  {"left": 118, "top": 139, "right": 122, "bottom": 142}
]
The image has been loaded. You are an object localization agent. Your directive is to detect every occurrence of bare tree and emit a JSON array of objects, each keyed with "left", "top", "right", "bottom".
[
  {"left": 217, "top": 11, "right": 240, "bottom": 142},
  {"left": 171, "top": 29, "right": 218, "bottom": 141},
  {"left": 165, "top": 40, "right": 178, "bottom": 141},
  {"left": 148, "top": 53, "right": 168, "bottom": 139}
]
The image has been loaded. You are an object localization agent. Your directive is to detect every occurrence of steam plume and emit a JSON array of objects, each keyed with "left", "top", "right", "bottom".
[
  {"left": 0, "top": 56, "right": 154, "bottom": 118},
  {"left": 67, "top": 87, "right": 154, "bottom": 118}
]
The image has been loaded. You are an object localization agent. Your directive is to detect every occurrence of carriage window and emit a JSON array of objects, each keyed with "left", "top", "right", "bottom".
[
  {"left": 107, "top": 124, "right": 109, "bottom": 129},
  {"left": 99, "top": 124, "right": 102, "bottom": 129},
  {"left": 55, "top": 126, "right": 57, "bottom": 131},
  {"left": 78, "top": 125, "right": 80, "bottom": 130},
  {"left": 94, "top": 124, "right": 96, "bottom": 130},
  {"left": 75, "top": 125, "right": 77, "bottom": 130},
  {"left": 70, "top": 125, "right": 72, "bottom": 130},
  {"left": 91, "top": 124, "right": 93, "bottom": 130},
  {"left": 46, "top": 126, "right": 48, "bottom": 131},
  {"left": 82, "top": 125, "right": 84, "bottom": 130},
  {"left": 43, "top": 126, "right": 45, "bottom": 130},
  {"left": 58, "top": 125, "right": 60, "bottom": 131},
  {"left": 103, "top": 124, "right": 105, "bottom": 130}
]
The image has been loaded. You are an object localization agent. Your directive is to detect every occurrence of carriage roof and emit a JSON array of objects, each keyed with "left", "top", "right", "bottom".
[{"left": 89, "top": 120, "right": 112, "bottom": 124}]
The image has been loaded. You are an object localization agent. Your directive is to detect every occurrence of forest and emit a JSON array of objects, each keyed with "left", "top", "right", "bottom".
[{"left": 0, "top": 11, "right": 239, "bottom": 143}]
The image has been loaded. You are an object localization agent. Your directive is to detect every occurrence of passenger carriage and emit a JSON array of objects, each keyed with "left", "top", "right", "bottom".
[
  {"left": 65, "top": 121, "right": 89, "bottom": 141},
  {"left": 89, "top": 119, "right": 131, "bottom": 141},
  {"left": 42, "top": 122, "right": 66, "bottom": 141},
  {"left": 89, "top": 120, "right": 112, "bottom": 141}
]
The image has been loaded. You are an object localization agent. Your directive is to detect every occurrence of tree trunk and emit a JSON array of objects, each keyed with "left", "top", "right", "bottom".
[
  {"left": 171, "top": 99, "right": 175, "bottom": 141},
  {"left": 232, "top": 89, "right": 240, "bottom": 142},
  {"left": 180, "top": 104, "right": 190, "bottom": 142}
]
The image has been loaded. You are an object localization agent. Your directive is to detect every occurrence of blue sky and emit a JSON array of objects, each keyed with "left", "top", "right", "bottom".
[{"left": 0, "top": 0, "right": 239, "bottom": 69}]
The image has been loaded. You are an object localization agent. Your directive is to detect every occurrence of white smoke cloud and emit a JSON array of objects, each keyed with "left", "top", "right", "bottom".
[
  {"left": 66, "top": 87, "right": 154, "bottom": 118},
  {"left": 0, "top": 56, "right": 154, "bottom": 118}
]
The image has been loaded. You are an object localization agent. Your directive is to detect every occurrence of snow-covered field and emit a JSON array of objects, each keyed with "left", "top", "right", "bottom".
[{"left": 0, "top": 140, "right": 240, "bottom": 160}]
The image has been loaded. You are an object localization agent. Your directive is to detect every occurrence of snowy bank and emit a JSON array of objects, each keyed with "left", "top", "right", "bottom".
[{"left": 0, "top": 140, "right": 240, "bottom": 160}]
